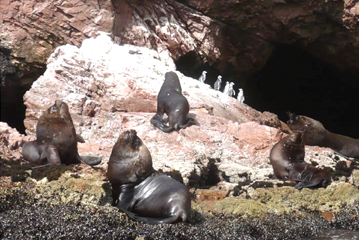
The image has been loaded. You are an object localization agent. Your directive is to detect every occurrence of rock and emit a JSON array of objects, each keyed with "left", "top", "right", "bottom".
[
  {"left": 0, "top": 122, "right": 34, "bottom": 160},
  {"left": 21, "top": 34, "right": 355, "bottom": 191},
  {"left": 0, "top": 0, "right": 113, "bottom": 77},
  {"left": 1, "top": 0, "right": 357, "bottom": 88},
  {"left": 21, "top": 34, "right": 285, "bottom": 188},
  {"left": 0, "top": 34, "right": 358, "bottom": 238},
  {"left": 114, "top": 0, "right": 359, "bottom": 77}
]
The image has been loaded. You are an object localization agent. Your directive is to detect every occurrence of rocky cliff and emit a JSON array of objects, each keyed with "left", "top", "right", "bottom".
[
  {"left": 0, "top": 1, "right": 358, "bottom": 238},
  {"left": 0, "top": 33, "right": 358, "bottom": 239},
  {"left": 1, "top": 0, "right": 358, "bottom": 85},
  {"left": 2, "top": 33, "right": 358, "bottom": 208}
]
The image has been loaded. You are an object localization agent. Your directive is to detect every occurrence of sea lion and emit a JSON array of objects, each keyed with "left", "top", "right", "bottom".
[
  {"left": 287, "top": 113, "right": 359, "bottom": 158},
  {"left": 269, "top": 132, "right": 305, "bottom": 179},
  {"left": 107, "top": 129, "right": 191, "bottom": 224},
  {"left": 287, "top": 162, "right": 331, "bottom": 190},
  {"left": 22, "top": 100, "right": 101, "bottom": 166},
  {"left": 270, "top": 131, "right": 331, "bottom": 189},
  {"left": 150, "top": 71, "right": 196, "bottom": 133}
]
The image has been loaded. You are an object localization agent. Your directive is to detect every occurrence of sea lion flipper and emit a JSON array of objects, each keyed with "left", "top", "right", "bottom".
[
  {"left": 150, "top": 114, "right": 173, "bottom": 133},
  {"left": 22, "top": 141, "right": 43, "bottom": 164},
  {"left": 179, "top": 117, "right": 197, "bottom": 129},
  {"left": 45, "top": 145, "right": 62, "bottom": 165},
  {"left": 76, "top": 134, "right": 85, "bottom": 143},
  {"left": 80, "top": 155, "right": 102, "bottom": 166},
  {"left": 294, "top": 180, "right": 322, "bottom": 190},
  {"left": 120, "top": 208, "right": 186, "bottom": 224}
]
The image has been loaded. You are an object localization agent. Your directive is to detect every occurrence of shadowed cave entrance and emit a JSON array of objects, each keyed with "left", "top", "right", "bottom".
[
  {"left": 0, "top": 47, "right": 46, "bottom": 134},
  {"left": 176, "top": 45, "right": 359, "bottom": 139}
]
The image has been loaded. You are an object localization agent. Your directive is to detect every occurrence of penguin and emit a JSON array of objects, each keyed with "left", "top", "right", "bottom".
[
  {"left": 237, "top": 88, "right": 245, "bottom": 103},
  {"left": 223, "top": 81, "right": 229, "bottom": 94},
  {"left": 228, "top": 82, "right": 235, "bottom": 97},
  {"left": 214, "top": 75, "right": 222, "bottom": 91},
  {"left": 198, "top": 71, "right": 207, "bottom": 83}
]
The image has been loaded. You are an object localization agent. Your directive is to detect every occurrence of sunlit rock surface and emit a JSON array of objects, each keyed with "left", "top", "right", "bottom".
[{"left": 0, "top": 33, "right": 358, "bottom": 239}]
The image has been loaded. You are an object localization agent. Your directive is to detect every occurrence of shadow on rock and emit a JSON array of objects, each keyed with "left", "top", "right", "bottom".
[
  {"left": 100, "top": 181, "right": 115, "bottom": 206},
  {"left": 0, "top": 157, "right": 33, "bottom": 182},
  {"left": 333, "top": 157, "right": 358, "bottom": 180},
  {"left": 188, "top": 157, "right": 221, "bottom": 189},
  {"left": 30, "top": 164, "right": 74, "bottom": 181}
]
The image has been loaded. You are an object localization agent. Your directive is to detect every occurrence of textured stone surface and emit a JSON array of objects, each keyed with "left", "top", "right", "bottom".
[
  {"left": 0, "top": 33, "right": 358, "bottom": 238},
  {"left": 0, "top": 122, "right": 34, "bottom": 161},
  {"left": 1, "top": 0, "right": 357, "bottom": 86},
  {"left": 0, "top": 0, "right": 113, "bottom": 80},
  {"left": 21, "top": 34, "right": 282, "bottom": 187},
  {"left": 114, "top": 0, "right": 359, "bottom": 77},
  {"left": 21, "top": 34, "right": 355, "bottom": 190}
]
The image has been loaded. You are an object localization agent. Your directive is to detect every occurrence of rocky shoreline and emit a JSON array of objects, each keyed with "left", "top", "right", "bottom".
[
  {"left": 0, "top": 156, "right": 358, "bottom": 239},
  {"left": 0, "top": 33, "right": 358, "bottom": 239},
  {"left": 0, "top": 125, "right": 359, "bottom": 239}
]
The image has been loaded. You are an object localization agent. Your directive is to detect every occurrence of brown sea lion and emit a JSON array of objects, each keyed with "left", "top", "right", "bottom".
[
  {"left": 287, "top": 113, "right": 359, "bottom": 158},
  {"left": 270, "top": 131, "right": 331, "bottom": 189},
  {"left": 22, "top": 100, "right": 101, "bottom": 166},
  {"left": 269, "top": 132, "right": 305, "bottom": 180},
  {"left": 150, "top": 71, "right": 196, "bottom": 133},
  {"left": 107, "top": 129, "right": 191, "bottom": 224},
  {"left": 287, "top": 162, "right": 331, "bottom": 190}
]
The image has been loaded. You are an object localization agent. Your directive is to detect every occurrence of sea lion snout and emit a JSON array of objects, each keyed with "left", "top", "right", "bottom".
[
  {"left": 119, "top": 130, "right": 141, "bottom": 149},
  {"left": 50, "top": 104, "right": 57, "bottom": 113},
  {"left": 288, "top": 131, "right": 304, "bottom": 145}
]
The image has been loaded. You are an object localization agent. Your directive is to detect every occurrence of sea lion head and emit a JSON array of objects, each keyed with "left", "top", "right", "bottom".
[
  {"left": 109, "top": 130, "right": 154, "bottom": 184},
  {"left": 161, "top": 71, "right": 182, "bottom": 93},
  {"left": 41, "top": 100, "right": 73, "bottom": 124},
  {"left": 286, "top": 112, "right": 326, "bottom": 145},
  {"left": 286, "top": 131, "right": 304, "bottom": 146},
  {"left": 281, "top": 131, "right": 305, "bottom": 163}
]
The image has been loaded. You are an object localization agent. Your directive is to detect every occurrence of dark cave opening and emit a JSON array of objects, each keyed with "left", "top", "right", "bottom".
[
  {"left": 176, "top": 45, "right": 359, "bottom": 139},
  {"left": 175, "top": 51, "right": 225, "bottom": 91},
  {"left": 0, "top": 48, "right": 45, "bottom": 134},
  {"left": 245, "top": 44, "right": 359, "bottom": 139},
  {"left": 1, "top": 84, "right": 30, "bottom": 134}
]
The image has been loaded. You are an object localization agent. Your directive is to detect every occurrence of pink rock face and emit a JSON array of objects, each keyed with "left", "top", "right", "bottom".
[
  {"left": 113, "top": 0, "right": 359, "bottom": 75},
  {"left": 1, "top": 0, "right": 357, "bottom": 89},
  {"left": 20, "top": 34, "right": 344, "bottom": 189},
  {"left": 0, "top": 0, "right": 113, "bottom": 64},
  {"left": 0, "top": 122, "right": 34, "bottom": 161}
]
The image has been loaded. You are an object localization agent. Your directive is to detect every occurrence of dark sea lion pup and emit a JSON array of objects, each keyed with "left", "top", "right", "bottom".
[
  {"left": 22, "top": 100, "right": 101, "bottom": 166},
  {"left": 150, "top": 71, "right": 196, "bottom": 133},
  {"left": 269, "top": 132, "right": 305, "bottom": 180},
  {"left": 287, "top": 112, "right": 359, "bottom": 158},
  {"left": 270, "top": 132, "right": 331, "bottom": 189},
  {"left": 107, "top": 129, "right": 191, "bottom": 224}
]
